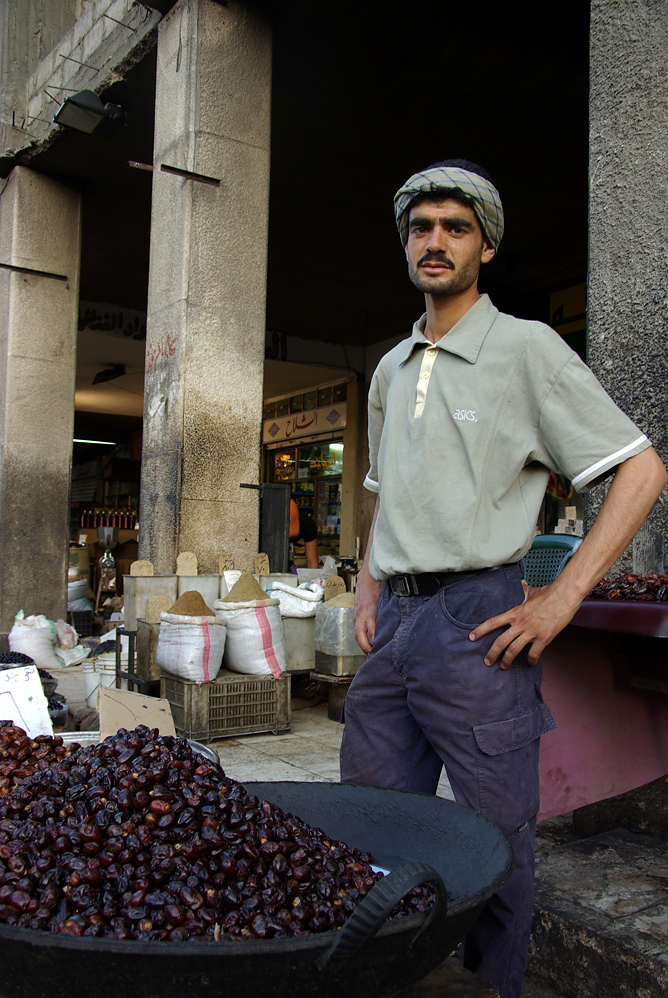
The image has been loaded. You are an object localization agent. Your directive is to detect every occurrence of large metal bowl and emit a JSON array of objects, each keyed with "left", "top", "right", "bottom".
[{"left": 0, "top": 782, "right": 512, "bottom": 998}]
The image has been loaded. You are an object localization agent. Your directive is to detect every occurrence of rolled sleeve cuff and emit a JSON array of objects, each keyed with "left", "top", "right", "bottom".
[
  {"left": 364, "top": 473, "right": 379, "bottom": 493},
  {"left": 571, "top": 434, "right": 650, "bottom": 492}
]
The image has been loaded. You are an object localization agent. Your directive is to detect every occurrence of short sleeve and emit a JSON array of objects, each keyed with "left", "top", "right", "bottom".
[
  {"left": 298, "top": 511, "right": 318, "bottom": 543},
  {"left": 538, "top": 354, "right": 650, "bottom": 492},
  {"left": 364, "top": 374, "right": 383, "bottom": 493}
]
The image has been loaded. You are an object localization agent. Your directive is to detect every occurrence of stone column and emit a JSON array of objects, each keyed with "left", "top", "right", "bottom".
[
  {"left": 587, "top": 0, "right": 668, "bottom": 573},
  {"left": 0, "top": 166, "right": 81, "bottom": 643},
  {"left": 140, "top": 0, "right": 272, "bottom": 575}
]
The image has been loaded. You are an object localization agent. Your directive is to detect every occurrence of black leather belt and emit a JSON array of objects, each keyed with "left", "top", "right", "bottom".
[{"left": 388, "top": 568, "right": 498, "bottom": 597}]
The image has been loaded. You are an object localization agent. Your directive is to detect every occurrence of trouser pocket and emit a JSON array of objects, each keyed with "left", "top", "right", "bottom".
[{"left": 472, "top": 702, "right": 556, "bottom": 833}]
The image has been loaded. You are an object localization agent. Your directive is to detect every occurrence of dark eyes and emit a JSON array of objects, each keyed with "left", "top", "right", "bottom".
[{"left": 410, "top": 225, "right": 466, "bottom": 236}]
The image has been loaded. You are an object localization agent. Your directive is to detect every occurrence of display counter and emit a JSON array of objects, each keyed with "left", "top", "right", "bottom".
[{"left": 538, "top": 600, "right": 668, "bottom": 820}]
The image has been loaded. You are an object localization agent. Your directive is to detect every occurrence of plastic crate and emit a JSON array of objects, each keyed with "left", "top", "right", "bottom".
[
  {"left": 68, "top": 610, "right": 94, "bottom": 638},
  {"left": 160, "top": 669, "right": 291, "bottom": 742}
]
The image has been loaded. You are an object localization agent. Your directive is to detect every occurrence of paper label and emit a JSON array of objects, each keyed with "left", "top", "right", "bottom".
[{"left": 0, "top": 666, "right": 53, "bottom": 738}]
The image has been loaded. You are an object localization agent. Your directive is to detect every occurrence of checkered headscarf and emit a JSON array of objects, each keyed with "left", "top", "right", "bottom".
[{"left": 394, "top": 167, "right": 504, "bottom": 249}]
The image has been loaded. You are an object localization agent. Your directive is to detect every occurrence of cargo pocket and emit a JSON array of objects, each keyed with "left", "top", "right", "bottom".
[{"left": 472, "top": 703, "right": 556, "bottom": 832}]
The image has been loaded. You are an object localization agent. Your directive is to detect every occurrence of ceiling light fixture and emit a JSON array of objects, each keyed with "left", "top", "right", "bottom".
[{"left": 52, "top": 89, "right": 126, "bottom": 136}]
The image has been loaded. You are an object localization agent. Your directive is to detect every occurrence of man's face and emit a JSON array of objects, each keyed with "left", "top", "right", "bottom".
[{"left": 404, "top": 198, "right": 496, "bottom": 296}]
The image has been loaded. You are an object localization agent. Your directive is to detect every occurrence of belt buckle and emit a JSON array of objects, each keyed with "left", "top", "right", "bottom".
[{"left": 391, "top": 576, "right": 411, "bottom": 596}]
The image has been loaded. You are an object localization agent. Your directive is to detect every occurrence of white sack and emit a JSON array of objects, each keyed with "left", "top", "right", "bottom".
[
  {"left": 156, "top": 613, "right": 226, "bottom": 685},
  {"left": 212, "top": 599, "right": 286, "bottom": 677},
  {"left": 8, "top": 611, "right": 63, "bottom": 671},
  {"left": 266, "top": 581, "right": 324, "bottom": 618}
]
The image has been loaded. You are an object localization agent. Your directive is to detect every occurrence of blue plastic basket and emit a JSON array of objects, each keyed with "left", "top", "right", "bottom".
[{"left": 522, "top": 535, "right": 579, "bottom": 587}]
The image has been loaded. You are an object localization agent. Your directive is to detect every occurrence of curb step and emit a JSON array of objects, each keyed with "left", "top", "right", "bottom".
[{"left": 527, "top": 828, "right": 668, "bottom": 998}]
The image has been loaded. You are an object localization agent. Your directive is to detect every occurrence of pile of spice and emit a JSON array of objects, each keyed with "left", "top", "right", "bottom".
[
  {"left": 0, "top": 725, "right": 434, "bottom": 941},
  {"left": 588, "top": 573, "right": 668, "bottom": 602},
  {"left": 169, "top": 591, "right": 215, "bottom": 616},
  {"left": 221, "top": 573, "right": 268, "bottom": 603},
  {"left": 324, "top": 593, "right": 355, "bottom": 607},
  {"left": 0, "top": 723, "right": 81, "bottom": 797}
]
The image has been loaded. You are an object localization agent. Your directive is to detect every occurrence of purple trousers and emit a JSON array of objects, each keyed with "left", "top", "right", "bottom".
[{"left": 339, "top": 564, "right": 555, "bottom": 998}]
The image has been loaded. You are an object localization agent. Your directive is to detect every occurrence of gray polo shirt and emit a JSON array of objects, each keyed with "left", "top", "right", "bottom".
[{"left": 365, "top": 294, "right": 650, "bottom": 580}]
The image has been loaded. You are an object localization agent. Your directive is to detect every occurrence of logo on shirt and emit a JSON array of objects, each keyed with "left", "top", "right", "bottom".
[{"left": 453, "top": 408, "right": 478, "bottom": 423}]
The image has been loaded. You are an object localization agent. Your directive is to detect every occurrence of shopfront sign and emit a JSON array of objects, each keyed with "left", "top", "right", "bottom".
[{"left": 263, "top": 402, "right": 347, "bottom": 444}]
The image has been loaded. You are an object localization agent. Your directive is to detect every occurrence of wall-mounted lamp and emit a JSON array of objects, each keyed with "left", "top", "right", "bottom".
[
  {"left": 52, "top": 90, "right": 125, "bottom": 136},
  {"left": 92, "top": 364, "right": 126, "bottom": 385}
]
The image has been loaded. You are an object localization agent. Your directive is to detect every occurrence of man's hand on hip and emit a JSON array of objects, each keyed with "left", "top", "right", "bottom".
[
  {"left": 469, "top": 582, "right": 582, "bottom": 669},
  {"left": 354, "top": 565, "right": 382, "bottom": 654}
]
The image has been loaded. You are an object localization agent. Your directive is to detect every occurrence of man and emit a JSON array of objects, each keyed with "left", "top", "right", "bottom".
[{"left": 339, "top": 159, "right": 667, "bottom": 998}]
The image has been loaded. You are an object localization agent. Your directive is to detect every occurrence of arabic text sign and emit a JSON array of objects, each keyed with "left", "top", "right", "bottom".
[
  {"left": 79, "top": 300, "right": 147, "bottom": 341},
  {"left": 0, "top": 666, "right": 52, "bottom": 738},
  {"left": 263, "top": 403, "right": 347, "bottom": 444}
]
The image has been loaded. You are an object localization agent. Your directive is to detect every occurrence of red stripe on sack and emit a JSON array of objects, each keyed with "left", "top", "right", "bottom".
[
  {"left": 254, "top": 606, "right": 282, "bottom": 679},
  {"left": 200, "top": 617, "right": 211, "bottom": 683}
]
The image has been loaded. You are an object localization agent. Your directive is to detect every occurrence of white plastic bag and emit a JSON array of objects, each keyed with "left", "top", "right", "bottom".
[
  {"left": 314, "top": 603, "right": 363, "bottom": 657},
  {"left": 267, "top": 581, "right": 324, "bottom": 618},
  {"left": 55, "top": 646, "right": 90, "bottom": 668},
  {"left": 212, "top": 599, "right": 286, "bottom": 677},
  {"left": 156, "top": 613, "right": 227, "bottom": 684},
  {"left": 56, "top": 618, "right": 78, "bottom": 649},
  {"left": 296, "top": 555, "right": 339, "bottom": 586},
  {"left": 8, "top": 611, "right": 62, "bottom": 670}
]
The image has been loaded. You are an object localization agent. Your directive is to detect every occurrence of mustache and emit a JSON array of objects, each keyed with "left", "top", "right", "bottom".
[{"left": 418, "top": 252, "right": 454, "bottom": 269}]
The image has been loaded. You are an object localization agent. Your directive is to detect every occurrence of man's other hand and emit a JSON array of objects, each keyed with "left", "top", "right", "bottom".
[
  {"left": 468, "top": 582, "right": 581, "bottom": 669},
  {"left": 354, "top": 566, "right": 382, "bottom": 653}
]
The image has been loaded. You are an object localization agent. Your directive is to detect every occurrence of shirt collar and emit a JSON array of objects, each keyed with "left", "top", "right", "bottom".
[{"left": 396, "top": 294, "right": 499, "bottom": 365}]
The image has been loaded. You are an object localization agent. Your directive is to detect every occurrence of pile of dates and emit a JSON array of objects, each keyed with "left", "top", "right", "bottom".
[
  {"left": 588, "top": 573, "right": 668, "bottom": 602},
  {"left": 0, "top": 723, "right": 81, "bottom": 797},
  {"left": 0, "top": 725, "right": 434, "bottom": 941}
]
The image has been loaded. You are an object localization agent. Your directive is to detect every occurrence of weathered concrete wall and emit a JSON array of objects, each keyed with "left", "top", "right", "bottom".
[
  {"left": 587, "top": 0, "right": 668, "bottom": 573},
  {"left": 0, "top": 166, "right": 81, "bottom": 642},
  {"left": 0, "top": 0, "right": 161, "bottom": 162},
  {"left": 140, "top": 0, "right": 272, "bottom": 574}
]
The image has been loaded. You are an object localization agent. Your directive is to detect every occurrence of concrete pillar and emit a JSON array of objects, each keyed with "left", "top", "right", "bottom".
[
  {"left": 0, "top": 166, "right": 81, "bottom": 643},
  {"left": 140, "top": 0, "right": 272, "bottom": 575},
  {"left": 587, "top": 0, "right": 668, "bottom": 573},
  {"left": 340, "top": 377, "right": 374, "bottom": 563}
]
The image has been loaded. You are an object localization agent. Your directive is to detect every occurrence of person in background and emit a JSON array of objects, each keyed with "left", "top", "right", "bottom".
[{"left": 289, "top": 498, "right": 319, "bottom": 568}]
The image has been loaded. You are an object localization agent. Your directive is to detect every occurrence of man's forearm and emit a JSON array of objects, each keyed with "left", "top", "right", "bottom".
[
  {"left": 353, "top": 497, "right": 382, "bottom": 653},
  {"left": 550, "top": 446, "right": 667, "bottom": 603},
  {"left": 472, "top": 446, "right": 667, "bottom": 668}
]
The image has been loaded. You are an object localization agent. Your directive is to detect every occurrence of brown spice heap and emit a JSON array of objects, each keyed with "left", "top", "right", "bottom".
[
  {"left": 324, "top": 593, "right": 355, "bottom": 607},
  {"left": 169, "top": 591, "right": 214, "bottom": 616},
  {"left": 0, "top": 722, "right": 81, "bottom": 797},
  {"left": 221, "top": 573, "right": 267, "bottom": 603},
  {"left": 0, "top": 725, "right": 435, "bottom": 941}
]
